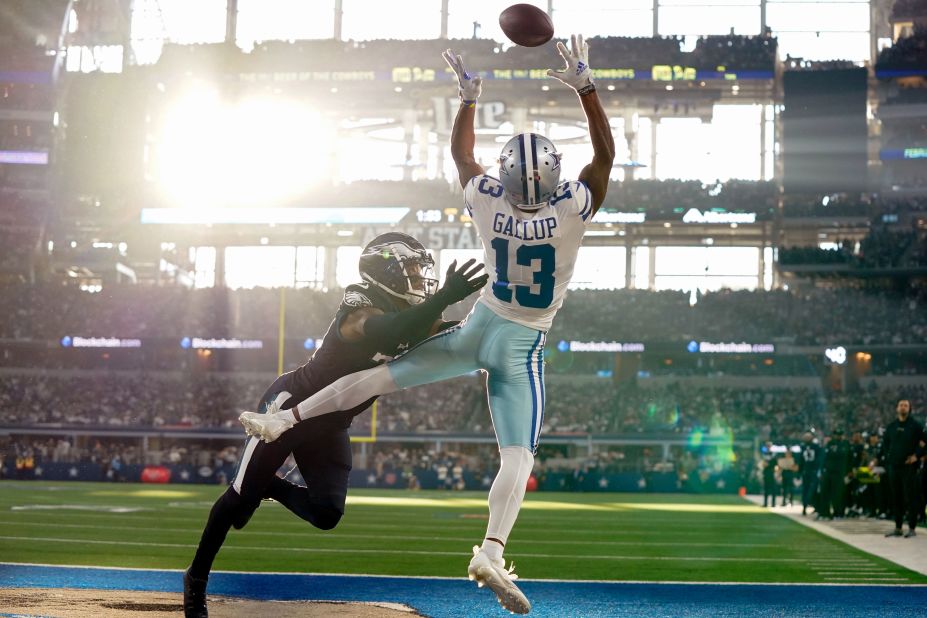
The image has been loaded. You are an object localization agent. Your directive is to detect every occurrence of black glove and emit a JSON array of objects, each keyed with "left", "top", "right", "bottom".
[
  {"left": 362, "top": 260, "right": 486, "bottom": 352},
  {"left": 432, "top": 259, "right": 488, "bottom": 307}
]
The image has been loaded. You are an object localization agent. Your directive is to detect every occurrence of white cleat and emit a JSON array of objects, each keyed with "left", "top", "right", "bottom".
[
  {"left": 467, "top": 546, "right": 531, "bottom": 615},
  {"left": 239, "top": 391, "right": 294, "bottom": 442},
  {"left": 238, "top": 411, "right": 294, "bottom": 442}
]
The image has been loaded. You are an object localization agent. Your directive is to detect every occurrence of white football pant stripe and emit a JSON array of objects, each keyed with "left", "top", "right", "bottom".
[{"left": 232, "top": 436, "right": 259, "bottom": 494}]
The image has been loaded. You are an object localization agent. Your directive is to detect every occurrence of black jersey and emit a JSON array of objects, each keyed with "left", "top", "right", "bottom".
[
  {"left": 277, "top": 283, "right": 435, "bottom": 426},
  {"left": 881, "top": 416, "right": 926, "bottom": 466},
  {"left": 799, "top": 442, "right": 822, "bottom": 476},
  {"left": 823, "top": 439, "right": 852, "bottom": 476}
]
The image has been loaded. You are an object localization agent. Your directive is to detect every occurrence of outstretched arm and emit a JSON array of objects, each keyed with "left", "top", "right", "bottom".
[
  {"left": 354, "top": 259, "right": 486, "bottom": 352},
  {"left": 548, "top": 34, "right": 615, "bottom": 216},
  {"left": 239, "top": 261, "right": 488, "bottom": 441},
  {"left": 576, "top": 90, "right": 615, "bottom": 216},
  {"left": 443, "top": 50, "right": 484, "bottom": 188}
]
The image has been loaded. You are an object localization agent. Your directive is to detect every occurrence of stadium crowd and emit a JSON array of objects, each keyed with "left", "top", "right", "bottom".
[
  {"left": 604, "top": 179, "right": 777, "bottom": 219},
  {"left": 1, "top": 283, "right": 925, "bottom": 345},
  {"left": 877, "top": 26, "right": 927, "bottom": 71},
  {"left": 0, "top": 372, "right": 480, "bottom": 432},
  {"left": 229, "top": 33, "right": 777, "bottom": 74},
  {"left": 0, "top": 437, "right": 672, "bottom": 488},
  {"left": 206, "top": 177, "right": 927, "bottom": 222},
  {"left": 2, "top": 369, "right": 923, "bottom": 443},
  {"left": 782, "top": 191, "right": 927, "bottom": 218},
  {"left": 779, "top": 228, "right": 927, "bottom": 269},
  {"left": 552, "top": 287, "right": 927, "bottom": 345}
]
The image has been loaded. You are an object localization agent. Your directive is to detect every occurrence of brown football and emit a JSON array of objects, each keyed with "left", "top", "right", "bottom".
[{"left": 499, "top": 4, "right": 554, "bottom": 48}]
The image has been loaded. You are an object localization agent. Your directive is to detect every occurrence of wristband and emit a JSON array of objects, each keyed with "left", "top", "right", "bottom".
[
  {"left": 461, "top": 100, "right": 477, "bottom": 107},
  {"left": 577, "top": 83, "right": 596, "bottom": 96}
]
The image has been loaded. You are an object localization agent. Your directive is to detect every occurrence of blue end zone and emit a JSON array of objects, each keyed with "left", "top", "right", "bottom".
[{"left": 3, "top": 564, "right": 927, "bottom": 617}]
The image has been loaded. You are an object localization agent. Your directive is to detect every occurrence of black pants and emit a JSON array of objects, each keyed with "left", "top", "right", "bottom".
[
  {"left": 820, "top": 473, "right": 846, "bottom": 518},
  {"left": 763, "top": 476, "right": 777, "bottom": 507},
  {"left": 781, "top": 471, "right": 795, "bottom": 505},
  {"left": 889, "top": 464, "right": 919, "bottom": 530},
  {"left": 188, "top": 375, "right": 353, "bottom": 579},
  {"left": 801, "top": 473, "right": 819, "bottom": 512}
]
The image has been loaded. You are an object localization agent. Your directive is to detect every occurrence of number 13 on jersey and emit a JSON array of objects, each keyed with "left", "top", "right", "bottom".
[{"left": 490, "top": 238, "right": 556, "bottom": 309}]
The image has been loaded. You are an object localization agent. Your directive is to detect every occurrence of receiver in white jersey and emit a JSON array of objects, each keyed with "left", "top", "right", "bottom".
[{"left": 464, "top": 174, "right": 594, "bottom": 331}]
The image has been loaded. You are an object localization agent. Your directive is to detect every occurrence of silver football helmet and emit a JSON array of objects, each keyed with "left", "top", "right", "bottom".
[{"left": 498, "top": 133, "right": 562, "bottom": 210}]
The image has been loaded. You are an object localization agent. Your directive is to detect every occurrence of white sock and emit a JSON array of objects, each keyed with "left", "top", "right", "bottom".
[
  {"left": 481, "top": 538, "right": 503, "bottom": 561},
  {"left": 286, "top": 364, "right": 398, "bottom": 422},
  {"left": 483, "top": 446, "right": 534, "bottom": 559}
]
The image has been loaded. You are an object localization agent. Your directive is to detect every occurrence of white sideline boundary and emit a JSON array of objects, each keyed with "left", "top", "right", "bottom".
[{"left": 743, "top": 494, "right": 927, "bottom": 576}]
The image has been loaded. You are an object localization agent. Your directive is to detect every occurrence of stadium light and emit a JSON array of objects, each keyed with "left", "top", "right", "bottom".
[{"left": 157, "top": 91, "right": 333, "bottom": 207}]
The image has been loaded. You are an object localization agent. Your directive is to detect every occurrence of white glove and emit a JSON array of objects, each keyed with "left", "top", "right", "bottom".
[
  {"left": 442, "top": 49, "right": 482, "bottom": 103},
  {"left": 547, "top": 34, "right": 594, "bottom": 94}
]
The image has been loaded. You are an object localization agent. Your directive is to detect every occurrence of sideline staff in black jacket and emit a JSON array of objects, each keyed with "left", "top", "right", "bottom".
[{"left": 881, "top": 399, "right": 925, "bottom": 538}]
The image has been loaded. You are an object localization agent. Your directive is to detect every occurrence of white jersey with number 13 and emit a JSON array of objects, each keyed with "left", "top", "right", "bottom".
[{"left": 463, "top": 174, "right": 594, "bottom": 331}]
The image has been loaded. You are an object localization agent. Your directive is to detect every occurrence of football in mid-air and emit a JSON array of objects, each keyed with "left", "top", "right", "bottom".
[{"left": 499, "top": 4, "right": 554, "bottom": 47}]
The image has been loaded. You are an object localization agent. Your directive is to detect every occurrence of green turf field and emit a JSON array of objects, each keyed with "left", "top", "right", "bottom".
[{"left": 1, "top": 480, "right": 924, "bottom": 584}]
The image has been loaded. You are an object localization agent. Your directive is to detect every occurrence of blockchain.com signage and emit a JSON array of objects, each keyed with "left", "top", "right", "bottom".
[
  {"left": 681, "top": 209, "right": 757, "bottom": 224},
  {"left": 558, "top": 340, "right": 646, "bottom": 353},
  {"left": 687, "top": 341, "right": 775, "bottom": 354},
  {"left": 60, "top": 336, "right": 142, "bottom": 348},
  {"left": 180, "top": 337, "right": 263, "bottom": 350}
]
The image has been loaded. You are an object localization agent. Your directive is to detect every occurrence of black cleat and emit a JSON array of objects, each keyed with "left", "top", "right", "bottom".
[
  {"left": 885, "top": 528, "right": 903, "bottom": 538},
  {"left": 904, "top": 530, "right": 917, "bottom": 538},
  {"left": 183, "top": 568, "right": 209, "bottom": 618}
]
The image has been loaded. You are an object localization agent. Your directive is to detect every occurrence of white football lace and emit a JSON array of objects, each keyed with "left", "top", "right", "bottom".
[
  {"left": 504, "top": 562, "right": 519, "bottom": 581},
  {"left": 471, "top": 546, "right": 520, "bottom": 582}
]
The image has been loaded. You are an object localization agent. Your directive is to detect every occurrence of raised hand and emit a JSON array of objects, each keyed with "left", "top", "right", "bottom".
[
  {"left": 547, "top": 34, "right": 594, "bottom": 94},
  {"left": 434, "top": 259, "right": 488, "bottom": 305},
  {"left": 442, "top": 49, "right": 482, "bottom": 103}
]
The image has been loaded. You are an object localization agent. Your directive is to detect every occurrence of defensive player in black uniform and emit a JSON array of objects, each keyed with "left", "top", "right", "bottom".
[{"left": 182, "top": 233, "right": 488, "bottom": 617}]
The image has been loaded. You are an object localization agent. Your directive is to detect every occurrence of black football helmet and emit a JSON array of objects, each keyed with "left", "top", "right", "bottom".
[{"left": 359, "top": 233, "right": 437, "bottom": 305}]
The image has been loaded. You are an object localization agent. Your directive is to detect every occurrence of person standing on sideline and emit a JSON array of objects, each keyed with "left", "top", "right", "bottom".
[
  {"left": 779, "top": 448, "right": 797, "bottom": 507},
  {"left": 761, "top": 442, "right": 778, "bottom": 507},
  {"left": 799, "top": 431, "right": 823, "bottom": 516},
  {"left": 881, "top": 399, "right": 925, "bottom": 538},
  {"left": 820, "top": 428, "right": 852, "bottom": 520}
]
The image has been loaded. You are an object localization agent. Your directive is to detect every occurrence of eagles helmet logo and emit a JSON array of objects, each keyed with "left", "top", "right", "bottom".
[{"left": 343, "top": 290, "right": 373, "bottom": 308}]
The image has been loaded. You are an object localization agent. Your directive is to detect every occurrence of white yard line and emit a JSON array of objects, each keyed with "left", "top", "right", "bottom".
[
  {"left": 0, "top": 519, "right": 822, "bottom": 549},
  {"left": 0, "top": 535, "right": 868, "bottom": 563}
]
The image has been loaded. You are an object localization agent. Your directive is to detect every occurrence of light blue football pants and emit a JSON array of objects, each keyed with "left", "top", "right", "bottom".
[
  {"left": 290, "top": 302, "right": 547, "bottom": 453},
  {"left": 388, "top": 302, "right": 547, "bottom": 452}
]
